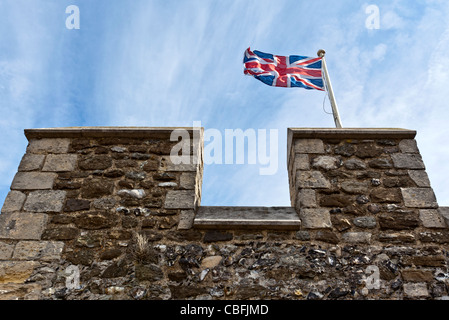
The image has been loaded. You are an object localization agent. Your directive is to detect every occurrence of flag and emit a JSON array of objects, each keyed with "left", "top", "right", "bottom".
[{"left": 243, "top": 47, "right": 325, "bottom": 91}]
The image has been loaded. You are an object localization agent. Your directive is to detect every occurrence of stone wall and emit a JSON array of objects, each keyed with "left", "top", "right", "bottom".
[{"left": 0, "top": 127, "right": 448, "bottom": 300}]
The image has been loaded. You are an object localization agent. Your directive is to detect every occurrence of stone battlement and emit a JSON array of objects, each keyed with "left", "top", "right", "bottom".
[{"left": 0, "top": 126, "right": 448, "bottom": 300}]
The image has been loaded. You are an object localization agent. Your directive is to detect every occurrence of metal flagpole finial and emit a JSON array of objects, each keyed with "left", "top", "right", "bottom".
[{"left": 317, "top": 49, "right": 326, "bottom": 57}]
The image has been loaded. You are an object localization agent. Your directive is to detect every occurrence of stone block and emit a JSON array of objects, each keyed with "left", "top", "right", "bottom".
[
  {"left": 165, "top": 190, "right": 196, "bottom": 209},
  {"left": 342, "top": 232, "right": 371, "bottom": 244},
  {"left": 402, "top": 269, "right": 434, "bottom": 282},
  {"left": 12, "top": 241, "right": 64, "bottom": 261},
  {"left": 42, "top": 154, "right": 77, "bottom": 172},
  {"left": 296, "top": 189, "right": 317, "bottom": 208},
  {"left": 11, "top": 172, "right": 57, "bottom": 190},
  {"left": 399, "top": 139, "right": 419, "bottom": 153},
  {"left": 23, "top": 190, "right": 66, "bottom": 213},
  {"left": 370, "top": 188, "right": 402, "bottom": 203},
  {"left": 180, "top": 172, "right": 196, "bottom": 190},
  {"left": 341, "top": 181, "right": 369, "bottom": 194},
  {"left": 439, "top": 207, "right": 449, "bottom": 227},
  {"left": 0, "top": 212, "right": 48, "bottom": 240},
  {"left": 403, "top": 282, "right": 429, "bottom": 298},
  {"left": 1, "top": 191, "right": 26, "bottom": 213},
  {"left": 27, "top": 138, "right": 70, "bottom": 154},
  {"left": 0, "top": 261, "right": 37, "bottom": 284},
  {"left": 161, "top": 156, "right": 198, "bottom": 172},
  {"left": 294, "top": 154, "right": 310, "bottom": 171},
  {"left": 299, "top": 208, "right": 332, "bottom": 229},
  {"left": 353, "top": 216, "right": 377, "bottom": 229},
  {"left": 296, "top": 171, "right": 331, "bottom": 189},
  {"left": 378, "top": 213, "right": 420, "bottom": 230},
  {"left": 391, "top": 154, "right": 425, "bottom": 169},
  {"left": 18, "top": 154, "right": 45, "bottom": 171},
  {"left": 0, "top": 242, "right": 15, "bottom": 260},
  {"left": 408, "top": 170, "right": 431, "bottom": 187},
  {"left": 312, "top": 156, "right": 340, "bottom": 170},
  {"left": 401, "top": 188, "right": 438, "bottom": 208},
  {"left": 0, "top": 283, "right": 41, "bottom": 300},
  {"left": 177, "top": 210, "right": 195, "bottom": 230},
  {"left": 78, "top": 155, "right": 112, "bottom": 170},
  {"left": 419, "top": 209, "right": 447, "bottom": 228},
  {"left": 294, "top": 139, "right": 324, "bottom": 154},
  {"left": 344, "top": 159, "right": 366, "bottom": 170}
]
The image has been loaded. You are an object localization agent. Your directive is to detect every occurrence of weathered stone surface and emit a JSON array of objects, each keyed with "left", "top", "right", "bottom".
[
  {"left": 353, "top": 216, "right": 377, "bottom": 228},
  {"left": 342, "top": 232, "right": 371, "bottom": 244},
  {"left": 377, "top": 232, "right": 416, "bottom": 243},
  {"left": 18, "top": 154, "right": 45, "bottom": 171},
  {"left": 296, "top": 189, "right": 317, "bottom": 208},
  {"left": 294, "top": 139, "right": 324, "bottom": 154},
  {"left": 370, "top": 188, "right": 402, "bottom": 203},
  {"left": 355, "top": 143, "right": 382, "bottom": 158},
  {"left": 294, "top": 154, "right": 310, "bottom": 170},
  {"left": 203, "top": 231, "right": 233, "bottom": 242},
  {"left": 399, "top": 139, "right": 419, "bottom": 153},
  {"left": 419, "top": 231, "right": 449, "bottom": 243},
  {"left": 200, "top": 256, "right": 222, "bottom": 269},
  {"left": 180, "top": 172, "right": 196, "bottom": 190},
  {"left": 296, "top": 171, "right": 331, "bottom": 189},
  {"left": 378, "top": 213, "right": 419, "bottom": 230},
  {"left": 0, "top": 283, "right": 41, "bottom": 300},
  {"left": 300, "top": 208, "right": 332, "bottom": 229},
  {"left": 81, "top": 178, "right": 114, "bottom": 198},
  {"left": 42, "top": 154, "right": 77, "bottom": 172},
  {"left": 11, "top": 172, "right": 57, "bottom": 190},
  {"left": 319, "top": 193, "right": 352, "bottom": 207},
  {"left": 408, "top": 170, "right": 431, "bottom": 187},
  {"left": 23, "top": 190, "right": 66, "bottom": 213},
  {"left": 334, "top": 143, "right": 356, "bottom": 156},
  {"left": 0, "top": 241, "right": 15, "bottom": 260},
  {"left": 315, "top": 230, "right": 339, "bottom": 244},
  {"left": 117, "top": 189, "right": 146, "bottom": 199},
  {"left": 1, "top": 191, "right": 26, "bottom": 213},
  {"left": 64, "top": 199, "right": 91, "bottom": 212},
  {"left": 440, "top": 207, "right": 449, "bottom": 227},
  {"left": 0, "top": 261, "right": 37, "bottom": 284},
  {"left": 0, "top": 212, "right": 48, "bottom": 240},
  {"left": 135, "top": 263, "right": 164, "bottom": 281},
  {"left": 165, "top": 190, "right": 195, "bottom": 209},
  {"left": 78, "top": 155, "right": 112, "bottom": 170},
  {"left": 12, "top": 241, "right": 64, "bottom": 261},
  {"left": 344, "top": 159, "right": 366, "bottom": 170},
  {"left": 403, "top": 282, "right": 429, "bottom": 298},
  {"left": 402, "top": 269, "right": 434, "bottom": 282},
  {"left": 312, "top": 156, "right": 340, "bottom": 170},
  {"left": 341, "top": 181, "right": 369, "bottom": 194},
  {"left": 391, "top": 154, "right": 425, "bottom": 169},
  {"left": 419, "top": 209, "right": 447, "bottom": 228},
  {"left": 27, "top": 138, "right": 70, "bottom": 154},
  {"left": 368, "top": 158, "right": 392, "bottom": 169},
  {"left": 41, "top": 227, "right": 79, "bottom": 240},
  {"left": 74, "top": 212, "right": 118, "bottom": 230},
  {"left": 403, "top": 255, "right": 446, "bottom": 267},
  {"left": 401, "top": 188, "right": 438, "bottom": 208},
  {"left": 177, "top": 210, "right": 195, "bottom": 230}
]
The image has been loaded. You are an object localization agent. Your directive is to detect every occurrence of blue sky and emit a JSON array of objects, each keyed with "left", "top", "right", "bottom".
[{"left": 1, "top": 0, "right": 449, "bottom": 207}]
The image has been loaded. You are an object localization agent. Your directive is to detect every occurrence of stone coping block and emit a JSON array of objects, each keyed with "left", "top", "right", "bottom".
[
  {"left": 287, "top": 128, "right": 416, "bottom": 163},
  {"left": 25, "top": 126, "right": 204, "bottom": 139},
  {"left": 193, "top": 206, "right": 300, "bottom": 230},
  {"left": 11, "top": 172, "right": 57, "bottom": 190}
]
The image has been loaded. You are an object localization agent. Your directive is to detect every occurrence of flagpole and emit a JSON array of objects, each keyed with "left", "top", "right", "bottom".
[{"left": 317, "top": 49, "right": 343, "bottom": 128}]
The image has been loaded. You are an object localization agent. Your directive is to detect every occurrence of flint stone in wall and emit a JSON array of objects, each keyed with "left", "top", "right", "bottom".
[
  {"left": 342, "top": 232, "right": 371, "bottom": 244},
  {"left": 401, "top": 188, "right": 438, "bottom": 208},
  {"left": 42, "top": 154, "right": 77, "bottom": 172},
  {"left": 27, "top": 138, "right": 70, "bottom": 154},
  {"left": 296, "top": 171, "right": 331, "bottom": 189},
  {"left": 300, "top": 208, "right": 332, "bottom": 229},
  {"left": 18, "top": 154, "right": 45, "bottom": 171},
  {"left": 341, "top": 181, "right": 369, "bottom": 194},
  {"left": 23, "top": 190, "right": 66, "bottom": 213},
  {"left": 1, "top": 191, "right": 26, "bottom": 213},
  {"left": 0, "top": 212, "right": 48, "bottom": 240},
  {"left": 312, "top": 156, "right": 340, "bottom": 170},
  {"left": 344, "top": 159, "right": 366, "bottom": 170},
  {"left": 11, "top": 172, "right": 57, "bottom": 190}
]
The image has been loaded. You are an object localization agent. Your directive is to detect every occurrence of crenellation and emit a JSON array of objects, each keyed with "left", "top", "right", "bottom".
[{"left": 0, "top": 126, "right": 447, "bottom": 300}]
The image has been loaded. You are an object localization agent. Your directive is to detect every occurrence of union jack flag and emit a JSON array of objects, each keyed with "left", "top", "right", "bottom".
[{"left": 243, "top": 47, "right": 325, "bottom": 91}]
